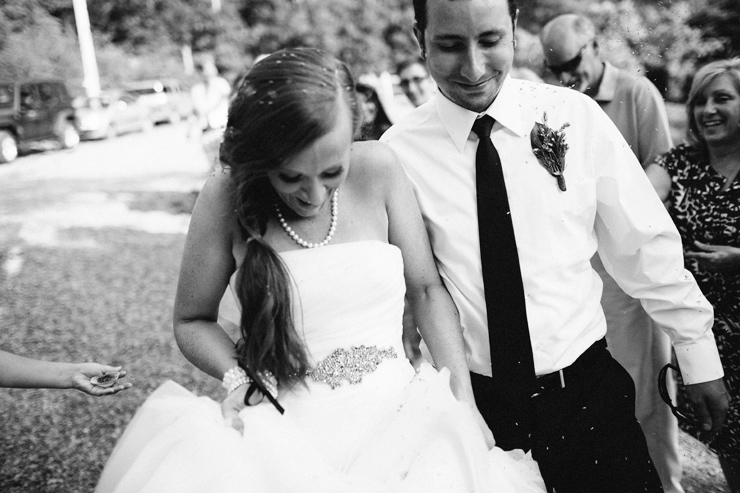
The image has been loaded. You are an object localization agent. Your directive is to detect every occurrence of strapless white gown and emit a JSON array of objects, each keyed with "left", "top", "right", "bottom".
[{"left": 95, "top": 241, "right": 545, "bottom": 493}]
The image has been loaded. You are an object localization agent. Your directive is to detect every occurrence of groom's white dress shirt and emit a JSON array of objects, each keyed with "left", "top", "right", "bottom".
[{"left": 381, "top": 76, "right": 723, "bottom": 384}]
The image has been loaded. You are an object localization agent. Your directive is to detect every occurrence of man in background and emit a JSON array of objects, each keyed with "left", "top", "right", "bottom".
[
  {"left": 189, "top": 56, "right": 231, "bottom": 137},
  {"left": 189, "top": 55, "right": 231, "bottom": 168},
  {"left": 396, "top": 57, "right": 436, "bottom": 108},
  {"left": 540, "top": 13, "right": 680, "bottom": 493}
]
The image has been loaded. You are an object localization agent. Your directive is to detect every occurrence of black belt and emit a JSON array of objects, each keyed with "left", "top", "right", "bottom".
[{"left": 532, "top": 338, "right": 607, "bottom": 397}]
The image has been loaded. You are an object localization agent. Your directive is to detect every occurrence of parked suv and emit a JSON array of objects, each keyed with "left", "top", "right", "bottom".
[
  {"left": 123, "top": 79, "right": 192, "bottom": 125},
  {"left": 0, "top": 79, "right": 80, "bottom": 163}
]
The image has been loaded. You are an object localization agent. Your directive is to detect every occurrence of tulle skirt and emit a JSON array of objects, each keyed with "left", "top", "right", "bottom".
[{"left": 95, "top": 362, "right": 545, "bottom": 493}]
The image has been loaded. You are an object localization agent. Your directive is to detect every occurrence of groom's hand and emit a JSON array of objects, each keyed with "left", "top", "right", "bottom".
[
  {"left": 221, "top": 384, "right": 248, "bottom": 434},
  {"left": 685, "top": 378, "right": 730, "bottom": 441}
]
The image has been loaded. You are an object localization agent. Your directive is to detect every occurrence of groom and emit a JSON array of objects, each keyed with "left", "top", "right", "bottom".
[{"left": 381, "top": 0, "right": 730, "bottom": 491}]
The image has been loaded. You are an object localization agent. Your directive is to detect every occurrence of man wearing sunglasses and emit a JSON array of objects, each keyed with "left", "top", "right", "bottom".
[{"left": 540, "top": 13, "right": 679, "bottom": 493}]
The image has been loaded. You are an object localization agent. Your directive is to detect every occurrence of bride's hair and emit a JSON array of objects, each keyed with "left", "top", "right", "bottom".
[{"left": 219, "top": 47, "right": 361, "bottom": 389}]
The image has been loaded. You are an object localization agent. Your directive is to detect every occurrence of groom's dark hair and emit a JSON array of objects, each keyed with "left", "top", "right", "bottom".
[{"left": 412, "top": 0, "right": 518, "bottom": 33}]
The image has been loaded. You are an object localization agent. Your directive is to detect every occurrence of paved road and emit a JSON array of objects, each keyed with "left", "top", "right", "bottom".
[{"left": 0, "top": 123, "right": 212, "bottom": 254}]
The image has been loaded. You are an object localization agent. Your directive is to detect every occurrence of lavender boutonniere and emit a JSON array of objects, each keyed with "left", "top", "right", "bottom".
[{"left": 530, "top": 112, "right": 570, "bottom": 191}]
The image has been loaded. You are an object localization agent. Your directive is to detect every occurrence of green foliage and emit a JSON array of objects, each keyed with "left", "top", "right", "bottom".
[
  {"left": 0, "top": 4, "right": 83, "bottom": 92},
  {"left": 519, "top": 0, "right": 729, "bottom": 101},
  {"left": 234, "top": 0, "right": 415, "bottom": 75},
  {"left": 85, "top": 0, "right": 217, "bottom": 50},
  {"left": 95, "top": 42, "right": 189, "bottom": 88},
  {"left": 2, "top": 0, "right": 737, "bottom": 101},
  {"left": 686, "top": 0, "right": 740, "bottom": 61}
]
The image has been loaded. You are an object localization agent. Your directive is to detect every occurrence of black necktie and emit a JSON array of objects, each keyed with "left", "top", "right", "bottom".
[{"left": 472, "top": 115, "right": 536, "bottom": 440}]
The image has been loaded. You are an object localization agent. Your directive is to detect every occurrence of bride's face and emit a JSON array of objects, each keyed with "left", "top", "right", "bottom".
[{"left": 268, "top": 100, "right": 353, "bottom": 218}]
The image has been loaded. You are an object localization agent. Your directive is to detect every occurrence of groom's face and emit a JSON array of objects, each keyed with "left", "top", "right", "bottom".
[{"left": 416, "top": 0, "right": 517, "bottom": 113}]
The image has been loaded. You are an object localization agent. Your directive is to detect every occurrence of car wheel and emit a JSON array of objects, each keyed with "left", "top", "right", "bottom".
[
  {"left": 59, "top": 121, "right": 80, "bottom": 149},
  {"left": 0, "top": 130, "right": 19, "bottom": 164}
]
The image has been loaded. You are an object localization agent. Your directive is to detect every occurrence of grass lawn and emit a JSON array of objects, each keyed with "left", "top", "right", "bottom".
[{"left": 0, "top": 226, "right": 221, "bottom": 492}]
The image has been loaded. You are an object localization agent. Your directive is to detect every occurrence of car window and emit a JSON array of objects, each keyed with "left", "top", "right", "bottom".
[
  {"left": 0, "top": 84, "right": 12, "bottom": 108},
  {"left": 20, "top": 84, "right": 39, "bottom": 110},
  {"left": 128, "top": 88, "right": 157, "bottom": 96},
  {"left": 39, "top": 83, "right": 60, "bottom": 106}
]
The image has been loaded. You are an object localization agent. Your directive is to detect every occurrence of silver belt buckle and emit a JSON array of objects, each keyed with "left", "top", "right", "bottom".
[{"left": 531, "top": 368, "right": 566, "bottom": 398}]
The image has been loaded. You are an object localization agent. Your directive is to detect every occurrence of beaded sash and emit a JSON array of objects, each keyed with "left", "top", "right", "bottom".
[{"left": 307, "top": 345, "right": 397, "bottom": 389}]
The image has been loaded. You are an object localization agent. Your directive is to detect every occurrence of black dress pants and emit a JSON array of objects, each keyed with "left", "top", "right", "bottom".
[{"left": 471, "top": 340, "right": 664, "bottom": 493}]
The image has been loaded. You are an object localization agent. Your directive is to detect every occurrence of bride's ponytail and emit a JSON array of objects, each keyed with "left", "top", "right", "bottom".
[
  {"left": 219, "top": 47, "right": 362, "bottom": 390},
  {"left": 236, "top": 230, "right": 308, "bottom": 389},
  {"left": 226, "top": 173, "right": 308, "bottom": 389}
]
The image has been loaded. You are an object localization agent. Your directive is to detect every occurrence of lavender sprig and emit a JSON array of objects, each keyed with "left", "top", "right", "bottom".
[{"left": 530, "top": 112, "right": 570, "bottom": 191}]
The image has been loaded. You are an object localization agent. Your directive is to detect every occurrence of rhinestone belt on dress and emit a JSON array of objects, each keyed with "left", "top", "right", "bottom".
[{"left": 306, "top": 345, "right": 397, "bottom": 389}]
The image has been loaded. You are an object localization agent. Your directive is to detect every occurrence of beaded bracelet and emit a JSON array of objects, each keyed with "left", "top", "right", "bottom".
[{"left": 222, "top": 366, "right": 250, "bottom": 394}]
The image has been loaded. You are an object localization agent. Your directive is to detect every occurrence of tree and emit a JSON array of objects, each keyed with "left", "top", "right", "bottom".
[
  {"left": 235, "top": 0, "right": 415, "bottom": 75},
  {"left": 687, "top": 0, "right": 740, "bottom": 62},
  {"left": 516, "top": 0, "right": 725, "bottom": 101},
  {"left": 0, "top": 2, "right": 82, "bottom": 88},
  {"left": 4, "top": 0, "right": 735, "bottom": 100}
]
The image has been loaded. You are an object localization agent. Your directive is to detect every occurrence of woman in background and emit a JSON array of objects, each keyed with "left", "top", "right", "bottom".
[
  {"left": 356, "top": 81, "right": 392, "bottom": 140},
  {"left": 647, "top": 57, "right": 740, "bottom": 492}
]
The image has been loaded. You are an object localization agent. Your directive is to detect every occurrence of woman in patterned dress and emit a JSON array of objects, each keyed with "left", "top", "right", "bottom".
[{"left": 647, "top": 58, "right": 740, "bottom": 492}]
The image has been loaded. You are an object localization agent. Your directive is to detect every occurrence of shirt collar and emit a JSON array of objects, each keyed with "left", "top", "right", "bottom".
[
  {"left": 593, "top": 61, "right": 617, "bottom": 103},
  {"left": 435, "top": 75, "right": 535, "bottom": 153}
]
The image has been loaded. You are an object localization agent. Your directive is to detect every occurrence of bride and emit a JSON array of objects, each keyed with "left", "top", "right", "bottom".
[{"left": 94, "top": 47, "right": 545, "bottom": 493}]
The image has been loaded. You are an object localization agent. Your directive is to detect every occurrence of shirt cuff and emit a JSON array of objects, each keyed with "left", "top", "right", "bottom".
[{"left": 674, "top": 338, "right": 725, "bottom": 385}]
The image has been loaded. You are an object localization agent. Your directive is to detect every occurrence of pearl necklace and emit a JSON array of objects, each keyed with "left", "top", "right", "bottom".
[{"left": 276, "top": 190, "right": 338, "bottom": 248}]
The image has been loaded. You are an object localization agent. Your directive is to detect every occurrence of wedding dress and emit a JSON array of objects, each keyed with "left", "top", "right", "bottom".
[{"left": 95, "top": 240, "right": 545, "bottom": 493}]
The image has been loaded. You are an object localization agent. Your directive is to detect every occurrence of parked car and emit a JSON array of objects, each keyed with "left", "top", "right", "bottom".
[
  {"left": 0, "top": 79, "right": 79, "bottom": 164},
  {"left": 123, "top": 79, "right": 192, "bottom": 125},
  {"left": 76, "top": 91, "right": 153, "bottom": 140}
]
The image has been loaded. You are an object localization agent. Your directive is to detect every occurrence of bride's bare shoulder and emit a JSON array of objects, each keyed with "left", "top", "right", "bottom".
[
  {"left": 191, "top": 167, "right": 237, "bottom": 226},
  {"left": 348, "top": 140, "right": 405, "bottom": 190}
]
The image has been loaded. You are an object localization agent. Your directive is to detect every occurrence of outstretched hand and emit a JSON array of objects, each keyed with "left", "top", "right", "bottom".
[
  {"left": 684, "top": 378, "right": 730, "bottom": 442},
  {"left": 685, "top": 241, "right": 740, "bottom": 273},
  {"left": 73, "top": 364, "right": 132, "bottom": 396}
]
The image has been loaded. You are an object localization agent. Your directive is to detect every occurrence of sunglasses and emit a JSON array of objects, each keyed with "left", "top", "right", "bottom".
[
  {"left": 545, "top": 43, "right": 588, "bottom": 75},
  {"left": 399, "top": 76, "right": 427, "bottom": 89}
]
